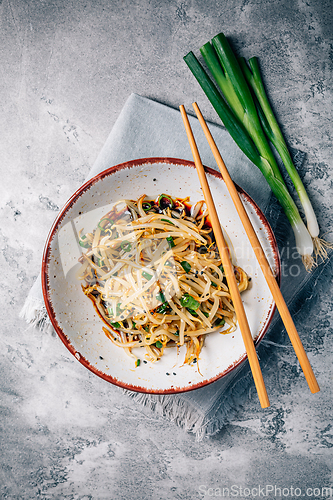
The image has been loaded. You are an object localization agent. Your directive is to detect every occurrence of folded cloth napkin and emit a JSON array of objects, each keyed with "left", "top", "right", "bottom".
[{"left": 20, "top": 93, "right": 332, "bottom": 440}]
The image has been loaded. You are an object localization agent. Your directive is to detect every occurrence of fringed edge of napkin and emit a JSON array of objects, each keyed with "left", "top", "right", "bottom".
[
  {"left": 19, "top": 296, "right": 54, "bottom": 334},
  {"left": 126, "top": 248, "right": 333, "bottom": 441},
  {"left": 125, "top": 368, "right": 253, "bottom": 442}
]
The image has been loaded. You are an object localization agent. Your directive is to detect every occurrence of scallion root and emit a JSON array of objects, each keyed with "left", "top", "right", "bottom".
[
  {"left": 302, "top": 253, "right": 316, "bottom": 272},
  {"left": 313, "top": 236, "right": 333, "bottom": 262}
]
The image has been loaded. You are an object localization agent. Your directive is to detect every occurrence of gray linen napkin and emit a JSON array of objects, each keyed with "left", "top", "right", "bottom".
[{"left": 20, "top": 93, "right": 331, "bottom": 440}]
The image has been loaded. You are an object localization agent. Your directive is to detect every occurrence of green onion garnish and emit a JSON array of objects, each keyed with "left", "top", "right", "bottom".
[
  {"left": 161, "top": 218, "right": 175, "bottom": 225},
  {"left": 120, "top": 241, "right": 132, "bottom": 252},
  {"left": 180, "top": 293, "right": 200, "bottom": 310},
  {"left": 155, "top": 341, "right": 163, "bottom": 348},
  {"left": 158, "top": 194, "right": 174, "bottom": 209},
  {"left": 79, "top": 239, "right": 90, "bottom": 248},
  {"left": 98, "top": 217, "right": 114, "bottom": 231},
  {"left": 111, "top": 322, "right": 121, "bottom": 328},
  {"left": 135, "top": 359, "right": 141, "bottom": 367},
  {"left": 156, "top": 302, "right": 170, "bottom": 314},
  {"left": 142, "top": 202, "right": 152, "bottom": 212},
  {"left": 166, "top": 236, "right": 175, "bottom": 248},
  {"left": 142, "top": 271, "right": 153, "bottom": 280},
  {"left": 180, "top": 261, "right": 191, "bottom": 272},
  {"left": 156, "top": 291, "right": 165, "bottom": 303}
]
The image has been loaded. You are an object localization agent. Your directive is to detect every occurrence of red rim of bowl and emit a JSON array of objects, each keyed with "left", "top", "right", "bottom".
[{"left": 42, "top": 157, "right": 281, "bottom": 394}]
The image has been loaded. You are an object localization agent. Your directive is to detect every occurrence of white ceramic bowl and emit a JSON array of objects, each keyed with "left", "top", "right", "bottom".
[{"left": 42, "top": 158, "right": 280, "bottom": 393}]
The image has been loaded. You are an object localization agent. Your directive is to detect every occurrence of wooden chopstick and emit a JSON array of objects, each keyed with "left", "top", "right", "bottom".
[
  {"left": 179, "top": 105, "right": 270, "bottom": 409},
  {"left": 192, "top": 101, "right": 320, "bottom": 395}
]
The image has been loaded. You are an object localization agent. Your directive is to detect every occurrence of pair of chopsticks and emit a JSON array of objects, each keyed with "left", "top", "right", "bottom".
[{"left": 180, "top": 103, "right": 320, "bottom": 408}]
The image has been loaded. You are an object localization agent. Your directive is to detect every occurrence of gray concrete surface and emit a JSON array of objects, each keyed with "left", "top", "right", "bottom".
[{"left": 1, "top": 0, "right": 333, "bottom": 498}]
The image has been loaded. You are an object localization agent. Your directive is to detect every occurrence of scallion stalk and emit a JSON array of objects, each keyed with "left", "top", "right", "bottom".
[
  {"left": 238, "top": 56, "right": 332, "bottom": 260},
  {"left": 184, "top": 35, "right": 315, "bottom": 269}
]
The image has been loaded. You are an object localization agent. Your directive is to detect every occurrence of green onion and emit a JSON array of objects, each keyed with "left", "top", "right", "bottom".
[
  {"left": 238, "top": 55, "right": 326, "bottom": 258},
  {"left": 135, "top": 359, "right": 140, "bottom": 367},
  {"left": 107, "top": 306, "right": 113, "bottom": 316},
  {"left": 166, "top": 236, "right": 175, "bottom": 248},
  {"left": 79, "top": 235, "right": 90, "bottom": 248},
  {"left": 142, "top": 202, "right": 153, "bottom": 212},
  {"left": 158, "top": 194, "right": 174, "bottom": 209},
  {"left": 120, "top": 241, "right": 132, "bottom": 252},
  {"left": 180, "top": 293, "right": 200, "bottom": 310},
  {"left": 184, "top": 33, "right": 315, "bottom": 269},
  {"left": 111, "top": 321, "right": 121, "bottom": 328},
  {"left": 156, "top": 291, "right": 165, "bottom": 303},
  {"left": 161, "top": 218, "right": 175, "bottom": 225},
  {"left": 98, "top": 217, "right": 114, "bottom": 231},
  {"left": 142, "top": 271, "right": 153, "bottom": 280},
  {"left": 156, "top": 302, "right": 170, "bottom": 314},
  {"left": 180, "top": 261, "right": 191, "bottom": 272},
  {"left": 187, "top": 308, "right": 198, "bottom": 317},
  {"left": 214, "top": 318, "right": 226, "bottom": 327},
  {"left": 155, "top": 341, "right": 163, "bottom": 348}
]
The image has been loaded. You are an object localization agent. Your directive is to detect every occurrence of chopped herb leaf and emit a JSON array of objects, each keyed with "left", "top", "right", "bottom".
[
  {"left": 142, "top": 202, "right": 152, "bottom": 211},
  {"left": 180, "top": 293, "right": 200, "bottom": 311},
  {"left": 111, "top": 321, "right": 121, "bottom": 328},
  {"left": 155, "top": 341, "right": 163, "bottom": 348},
  {"left": 180, "top": 261, "right": 191, "bottom": 272},
  {"left": 156, "top": 291, "right": 165, "bottom": 303},
  {"left": 121, "top": 240, "right": 132, "bottom": 252},
  {"left": 161, "top": 218, "right": 175, "bottom": 225},
  {"left": 166, "top": 236, "right": 175, "bottom": 248},
  {"left": 79, "top": 238, "right": 90, "bottom": 248},
  {"left": 135, "top": 359, "right": 140, "bottom": 367},
  {"left": 158, "top": 194, "right": 174, "bottom": 210},
  {"left": 156, "top": 302, "right": 170, "bottom": 314},
  {"left": 142, "top": 271, "right": 153, "bottom": 280}
]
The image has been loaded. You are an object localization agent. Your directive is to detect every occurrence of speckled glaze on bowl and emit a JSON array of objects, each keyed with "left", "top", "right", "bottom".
[{"left": 42, "top": 158, "right": 280, "bottom": 394}]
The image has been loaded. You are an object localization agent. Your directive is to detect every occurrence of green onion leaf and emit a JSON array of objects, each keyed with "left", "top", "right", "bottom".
[
  {"left": 156, "top": 302, "right": 170, "bottom": 314},
  {"left": 142, "top": 202, "right": 153, "bottom": 212},
  {"left": 180, "top": 261, "right": 191, "bottom": 272},
  {"left": 135, "top": 359, "right": 140, "bottom": 367},
  {"left": 156, "top": 291, "right": 165, "bottom": 303},
  {"left": 98, "top": 217, "right": 114, "bottom": 231},
  {"left": 166, "top": 236, "right": 175, "bottom": 248},
  {"left": 161, "top": 218, "right": 175, "bottom": 226},
  {"left": 158, "top": 194, "right": 174, "bottom": 209},
  {"left": 142, "top": 271, "right": 153, "bottom": 280},
  {"left": 120, "top": 241, "right": 132, "bottom": 252},
  {"left": 111, "top": 322, "right": 121, "bottom": 328},
  {"left": 180, "top": 293, "right": 200, "bottom": 311},
  {"left": 155, "top": 341, "right": 163, "bottom": 348}
]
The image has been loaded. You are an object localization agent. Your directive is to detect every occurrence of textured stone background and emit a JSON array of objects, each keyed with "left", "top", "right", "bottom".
[{"left": 1, "top": 0, "right": 333, "bottom": 499}]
